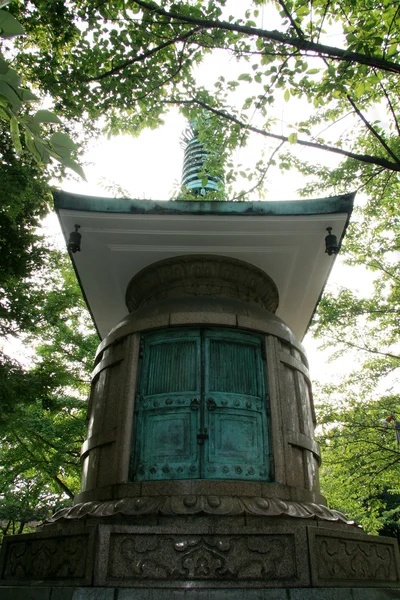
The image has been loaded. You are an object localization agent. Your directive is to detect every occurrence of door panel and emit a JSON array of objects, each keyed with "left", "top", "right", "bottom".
[
  {"left": 204, "top": 330, "right": 269, "bottom": 480},
  {"left": 132, "top": 328, "right": 270, "bottom": 482},
  {"left": 133, "top": 330, "right": 201, "bottom": 481}
]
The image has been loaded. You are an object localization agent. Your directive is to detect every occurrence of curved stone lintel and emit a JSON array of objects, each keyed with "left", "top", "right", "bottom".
[
  {"left": 46, "top": 496, "right": 354, "bottom": 526},
  {"left": 125, "top": 255, "right": 279, "bottom": 313}
]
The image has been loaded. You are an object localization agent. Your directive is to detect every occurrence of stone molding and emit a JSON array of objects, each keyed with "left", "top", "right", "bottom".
[
  {"left": 125, "top": 255, "right": 279, "bottom": 313},
  {"left": 46, "top": 496, "right": 353, "bottom": 524}
]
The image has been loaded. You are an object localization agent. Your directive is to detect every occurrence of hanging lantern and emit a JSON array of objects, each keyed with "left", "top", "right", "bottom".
[
  {"left": 67, "top": 224, "right": 81, "bottom": 253},
  {"left": 325, "top": 227, "right": 339, "bottom": 255}
]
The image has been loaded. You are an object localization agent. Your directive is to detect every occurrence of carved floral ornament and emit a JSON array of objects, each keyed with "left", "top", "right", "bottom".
[
  {"left": 125, "top": 255, "right": 279, "bottom": 313},
  {"left": 46, "top": 495, "right": 354, "bottom": 524}
]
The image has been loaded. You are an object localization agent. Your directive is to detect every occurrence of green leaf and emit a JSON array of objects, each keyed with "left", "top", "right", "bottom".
[
  {"left": 0, "top": 80, "right": 21, "bottom": 111},
  {"left": 355, "top": 83, "right": 364, "bottom": 99},
  {"left": 284, "top": 89, "right": 290, "bottom": 102},
  {"left": 24, "top": 132, "right": 42, "bottom": 163},
  {"left": 20, "top": 89, "right": 39, "bottom": 103},
  {"left": 201, "top": 176, "right": 208, "bottom": 187},
  {"left": 10, "top": 115, "right": 22, "bottom": 155},
  {"left": 288, "top": 132, "right": 298, "bottom": 144},
  {"left": 0, "top": 9, "right": 25, "bottom": 38},
  {"left": 296, "top": 5, "right": 310, "bottom": 17},
  {"left": 34, "top": 109, "right": 62, "bottom": 124},
  {"left": 49, "top": 132, "right": 78, "bottom": 151},
  {"left": 238, "top": 73, "right": 252, "bottom": 83},
  {"left": 0, "top": 104, "right": 9, "bottom": 119},
  {"left": 31, "top": 138, "right": 50, "bottom": 163},
  {"left": 387, "top": 43, "right": 398, "bottom": 57},
  {"left": 0, "top": 56, "right": 8, "bottom": 74},
  {"left": 58, "top": 155, "right": 86, "bottom": 180},
  {"left": 0, "top": 93, "right": 9, "bottom": 108},
  {"left": 306, "top": 69, "right": 320, "bottom": 75},
  {"left": 2, "top": 66, "right": 22, "bottom": 87}
]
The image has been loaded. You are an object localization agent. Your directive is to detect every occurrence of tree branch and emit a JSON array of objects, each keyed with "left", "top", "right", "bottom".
[
  {"left": 377, "top": 76, "right": 400, "bottom": 137},
  {"left": 347, "top": 95, "right": 400, "bottom": 165},
  {"left": 83, "top": 27, "right": 201, "bottom": 82},
  {"left": 330, "top": 336, "right": 400, "bottom": 361},
  {"left": 276, "top": 0, "right": 305, "bottom": 39},
  {"left": 171, "top": 98, "right": 400, "bottom": 172},
  {"left": 12, "top": 433, "right": 75, "bottom": 499},
  {"left": 53, "top": 475, "right": 74, "bottom": 499},
  {"left": 369, "top": 258, "right": 400, "bottom": 283},
  {"left": 132, "top": 0, "right": 400, "bottom": 75},
  {"left": 229, "top": 141, "right": 285, "bottom": 200},
  {"left": 29, "top": 430, "right": 79, "bottom": 458}
]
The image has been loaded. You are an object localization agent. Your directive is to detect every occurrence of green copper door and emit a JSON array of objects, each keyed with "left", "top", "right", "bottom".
[{"left": 132, "top": 328, "right": 270, "bottom": 482}]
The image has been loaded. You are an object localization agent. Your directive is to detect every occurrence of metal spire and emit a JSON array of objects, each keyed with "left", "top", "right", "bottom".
[{"left": 180, "top": 121, "right": 222, "bottom": 196}]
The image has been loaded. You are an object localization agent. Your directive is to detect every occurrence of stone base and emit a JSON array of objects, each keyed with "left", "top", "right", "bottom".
[
  {"left": 1, "top": 516, "right": 400, "bottom": 591},
  {"left": 1, "top": 587, "right": 400, "bottom": 600}
]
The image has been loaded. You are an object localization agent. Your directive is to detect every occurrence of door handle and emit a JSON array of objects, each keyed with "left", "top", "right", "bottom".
[
  {"left": 190, "top": 398, "right": 200, "bottom": 411},
  {"left": 207, "top": 398, "right": 217, "bottom": 411},
  {"left": 197, "top": 428, "right": 208, "bottom": 444}
]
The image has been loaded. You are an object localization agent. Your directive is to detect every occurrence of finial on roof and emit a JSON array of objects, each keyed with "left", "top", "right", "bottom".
[{"left": 180, "top": 120, "right": 223, "bottom": 197}]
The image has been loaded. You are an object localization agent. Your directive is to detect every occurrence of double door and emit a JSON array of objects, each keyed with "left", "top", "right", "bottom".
[{"left": 131, "top": 328, "right": 270, "bottom": 481}]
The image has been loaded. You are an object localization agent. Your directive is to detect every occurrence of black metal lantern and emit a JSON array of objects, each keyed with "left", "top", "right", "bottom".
[
  {"left": 325, "top": 227, "right": 339, "bottom": 256},
  {"left": 67, "top": 224, "right": 81, "bottom": 253}
]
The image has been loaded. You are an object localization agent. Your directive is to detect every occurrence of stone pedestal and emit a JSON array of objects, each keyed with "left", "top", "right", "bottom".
[{"left": 2, "top": 513, "right": 400, "bottom": 592}]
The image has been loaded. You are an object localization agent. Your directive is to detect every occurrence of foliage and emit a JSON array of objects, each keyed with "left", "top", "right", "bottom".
[
  {"left": 0, "top": 6, "right": 84, "bottom": 177},
  {"left": 316, "top": 389, "right": 400, "bottom": 534},
  {"left": 3, "top": 0, "right": 398, "bottom": 196},
  {"left": 309, "top": 171, "right": 400, "bottom": 532},
  {"left": 0, "top": 128, "right": 52, "bottom": 337},
  {"left": 0, "top": 246, "right": 98, "bottom": 538}
]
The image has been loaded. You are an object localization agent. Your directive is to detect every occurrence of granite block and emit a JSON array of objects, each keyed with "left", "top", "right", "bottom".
[
  {"left": 351, "top": 588, "right": 400, "bottom": 599},
  {"left": 0, "top": 587, "right": 51, "bottom": 600},
  {"left": 140, "top": 480, "right": 194, "bottom": 496},
  {"left": 289, "top": 590, "right": 353, "bottom": 600},
  {"left": 94, "top": 523, "right": 310, "bottom": 588},
  {"left": 189, "top": 480, "right": 262, "bottom": 497},
  {"left": 308, "top": 526, "right": 400, "bottom": 588},
  {"left": 70, "top": 589, "right": 115, "bottom": 600},
  {"left": 0, "top": 527, "right": 95, "bottom": 587},
  {"left": 260, "top": 484, "right": 291, "bottom": 500},
  {"left": 49, "top": 588, "right": 76, "bottom": 600}
]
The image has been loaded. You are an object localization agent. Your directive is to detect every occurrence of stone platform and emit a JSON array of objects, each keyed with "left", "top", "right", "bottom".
[{"left": 1, "top": 513, "right": 399, "bottom": 593}]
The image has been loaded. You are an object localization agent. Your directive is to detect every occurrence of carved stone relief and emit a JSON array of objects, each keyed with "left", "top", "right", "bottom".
[
  {"left": 107, "top": 534, "right": 297, "bottom": 582},
  {"left": 316, "top": 536, "right": 398, "bottom": 582},
  {"left": 46, "top": 495, "right": 352, "bottom": 524},
  {"left": 2, "top": 534, "right": 88, "bottom": 581}
]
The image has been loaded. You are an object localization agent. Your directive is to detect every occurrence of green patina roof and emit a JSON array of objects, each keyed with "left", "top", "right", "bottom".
[{"left": 53, "top": 190, "right": 355, "bottom": 217}]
